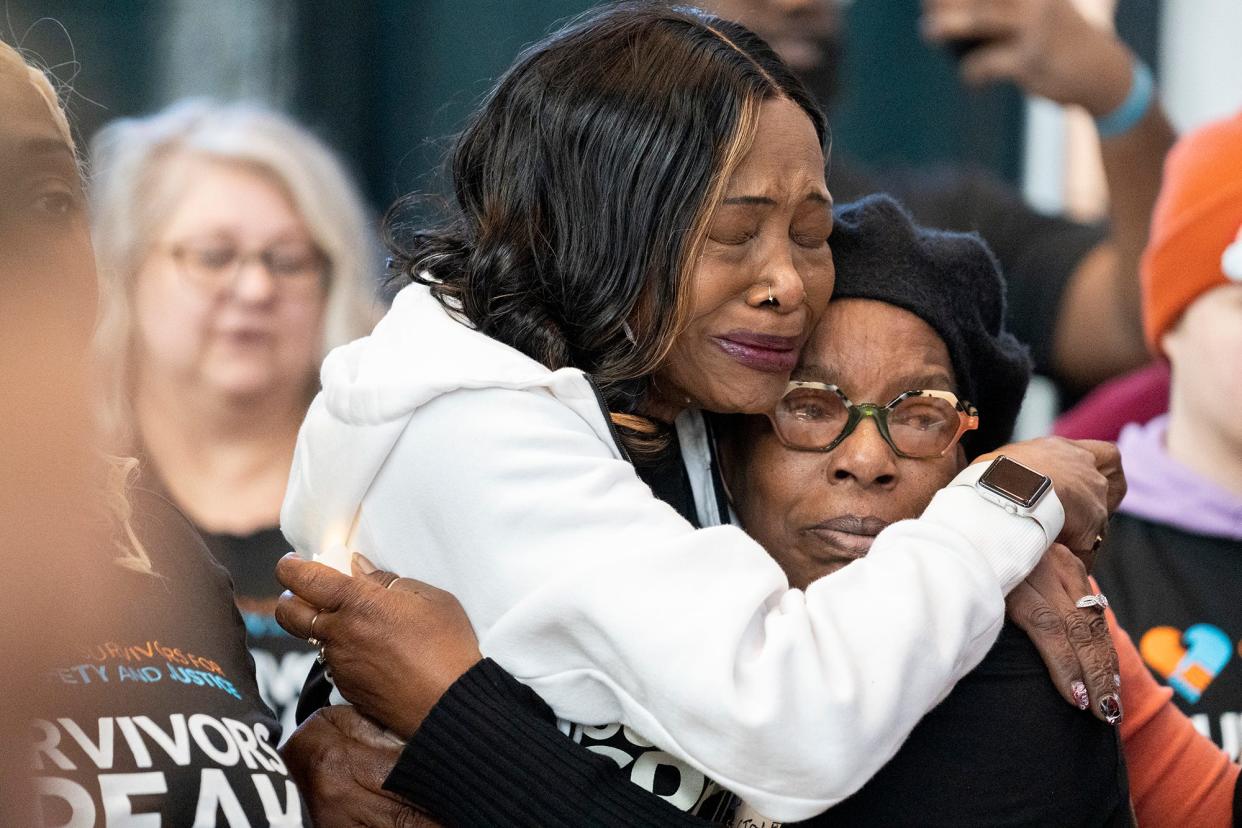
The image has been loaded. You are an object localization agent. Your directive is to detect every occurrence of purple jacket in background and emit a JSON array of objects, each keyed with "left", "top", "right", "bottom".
[{"left": 1117, "top": 414, "right": 1242, "bottom": 541}]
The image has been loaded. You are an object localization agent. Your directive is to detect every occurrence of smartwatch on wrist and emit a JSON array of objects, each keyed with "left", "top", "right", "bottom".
[
  {"left": 976, "top": 455, "right": 1053, "bottom": 513},
  {"left": 961, "top": 455, "right": 1057, "bottom": 544}
]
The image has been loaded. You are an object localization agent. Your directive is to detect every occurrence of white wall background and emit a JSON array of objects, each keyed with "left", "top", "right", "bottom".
[{"left": 1160, "top": 0, "right": 1242, "bottom": 133}]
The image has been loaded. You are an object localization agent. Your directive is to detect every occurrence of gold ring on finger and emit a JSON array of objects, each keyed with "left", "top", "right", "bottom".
[{"left": 309, "top": 609, "right": 324, "bottom": 640}]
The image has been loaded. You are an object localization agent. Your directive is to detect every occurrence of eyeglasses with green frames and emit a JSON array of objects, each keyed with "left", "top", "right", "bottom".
[{"left": 768, "top": 381, "right": 979, "bottom": 459}]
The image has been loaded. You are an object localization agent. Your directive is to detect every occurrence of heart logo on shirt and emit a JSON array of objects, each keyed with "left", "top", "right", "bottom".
[{"left": 1139, "top": 624, "right": 1233, "bottom": 703}]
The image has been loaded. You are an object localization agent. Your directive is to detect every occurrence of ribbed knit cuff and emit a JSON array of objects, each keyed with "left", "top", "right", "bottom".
[
  {"left": 382, "top": 659, "right": 549, "bottom": 825},
  {"left": 382, "top": 659, "right": 704, "bottom": 828},
  {"left": 928, "top": 464, "right": 1062, "bottom": 593}
]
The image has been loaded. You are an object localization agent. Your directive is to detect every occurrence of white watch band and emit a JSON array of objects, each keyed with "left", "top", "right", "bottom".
[{"left": 949, "top": 462, "right": 1059, "bottom": 548}]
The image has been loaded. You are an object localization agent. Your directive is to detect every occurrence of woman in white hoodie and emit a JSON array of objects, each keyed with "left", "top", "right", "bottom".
[{"left": 280, "top": 4, "right": 1122, "bottom": 822}]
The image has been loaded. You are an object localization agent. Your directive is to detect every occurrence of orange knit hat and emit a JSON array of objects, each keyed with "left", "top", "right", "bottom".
[{"left": 1141, "top": 110, "right": 1242, "bottom": 354}]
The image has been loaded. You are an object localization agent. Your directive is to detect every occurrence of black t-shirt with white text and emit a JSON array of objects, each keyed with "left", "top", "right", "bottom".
[
  {"left": 32, "top": 490, "right": 306, "bottom": 826},
  {"left": 1096, "top": 513, "right": 1242, "bottom": 760},
  {"left": 199, "top": 527, "right": 317, "bottom": 743},
  {"left": 136, "top": 454, "right": 316, "bottom": 741}
]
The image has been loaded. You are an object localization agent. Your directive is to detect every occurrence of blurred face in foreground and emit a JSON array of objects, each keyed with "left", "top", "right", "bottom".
[
  {"left": 0, "top": 60, "right": 96, "bottom": 357},
  {"left": 1, "top": 56, "right": 105, "bottom": 785},
  {"left": 1, "top": 55, "right": 99, "bottom": 495},
  {"left": 726, "top": 298, "right": 969, "bottom": 588}
]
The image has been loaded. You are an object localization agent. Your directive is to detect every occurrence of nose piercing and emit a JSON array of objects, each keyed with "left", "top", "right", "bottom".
[{"left": 762, "top": 283, "right": 779, "bottom": 308}]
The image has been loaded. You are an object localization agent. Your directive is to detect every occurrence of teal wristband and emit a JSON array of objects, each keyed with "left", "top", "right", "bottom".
[{"left": 1094, "top": 59, "right": 1154, "bottom": 139}]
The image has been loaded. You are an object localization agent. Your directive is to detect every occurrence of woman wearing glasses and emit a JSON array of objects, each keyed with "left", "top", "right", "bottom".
[
  {"left": 90, "top": 101, "right": 379, "bottom": 738},
  {"left": 280, "top": 197, "right": 1238, "bottom": 827},
  {"left": 280, "top": 5, "right": 1125, "bottom": 822}
]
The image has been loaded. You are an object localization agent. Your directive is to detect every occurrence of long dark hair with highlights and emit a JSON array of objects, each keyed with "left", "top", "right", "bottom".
[{"left": 385, "top": 2, "right": 824, "bottom": 457}]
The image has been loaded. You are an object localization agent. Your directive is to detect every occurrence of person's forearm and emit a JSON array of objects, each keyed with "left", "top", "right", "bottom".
[
  {"left": 357, "top": 387, "right": 1064, "bottom": 822},
  {"left": 1053, "top": 44, "right": 1176, "bottom": 386},
  {"left": 923, "top": 0, "right": 1179, "bottom": 387},
  {"left": 384, "top": 659, "right": 710, "bottom": 828},
  {"left": 1093, "top": 57, "right": 1177, "bottom": 355}
]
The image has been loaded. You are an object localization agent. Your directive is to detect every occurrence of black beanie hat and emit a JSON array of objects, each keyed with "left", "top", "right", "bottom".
[{"left": 828, "top": 195, "right": 1032, "bottom": 457}]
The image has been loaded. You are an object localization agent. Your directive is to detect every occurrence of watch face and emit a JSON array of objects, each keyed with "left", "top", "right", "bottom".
[{"left": 979, "top": 456, "right": 1052, "bottom": 509}]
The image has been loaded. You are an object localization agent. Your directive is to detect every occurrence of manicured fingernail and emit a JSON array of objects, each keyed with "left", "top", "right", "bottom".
[
  {"left": 1071, "top": 681, "right": 1090, "bottom": 710},
  {"left": 1099, "top": 693, "right": 1122, "bottom": 725},
  {"left": 352, "top": 552, "right": 377, "bottom": 574}
]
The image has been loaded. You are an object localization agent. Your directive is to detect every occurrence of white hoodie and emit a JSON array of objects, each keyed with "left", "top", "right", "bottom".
[{"left": 282, "top": 283, "right": 1061, "bottom": 822}]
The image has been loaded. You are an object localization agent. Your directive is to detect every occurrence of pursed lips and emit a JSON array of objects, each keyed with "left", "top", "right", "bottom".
[
  {"left": 803, "top": 515, "right": 891, "bottom": 559},
  {"left": 712, "top": 330, "right": 802, "bottom": 373},
  {"left": 216, "top": 325, "right": 274, "bottom": 342}
]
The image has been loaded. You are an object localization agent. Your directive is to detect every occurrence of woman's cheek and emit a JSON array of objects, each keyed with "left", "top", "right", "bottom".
[
  {"left": 799, "top": 249, "right": 835, "bottom": 312},
  {"left": 755, "top": 443, "right": 821, "bottom": 509},
  {"left": 698, "top": 244, "right": 759, "bottom": 297},
  {"left": 284, "top": 295, "right": 327, "bottom": 353},
  {"left": 1209, "top": 324, "right": 1242, "bottom": 437},
  {"left": 135, "top": 273, "right": 211, "bottom": 367},
  {"left": 897, "top": 457, "right": 960, "bottom": 515}
]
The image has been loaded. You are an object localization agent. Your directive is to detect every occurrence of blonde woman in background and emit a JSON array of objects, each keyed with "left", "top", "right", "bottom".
[
  {"left": 90, "top": 101, "right": 380, "bottom": 738},
  {"left": 1, "top": 41, "right": 305, "bottom": 824}
]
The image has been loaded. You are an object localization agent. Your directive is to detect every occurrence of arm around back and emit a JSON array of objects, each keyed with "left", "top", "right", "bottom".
[
  {"left": 385, "top": 658, "right": 711, "bottom": 828},
  {"left": 352, "top": 385, "right": 1057, "bottom": 821}
]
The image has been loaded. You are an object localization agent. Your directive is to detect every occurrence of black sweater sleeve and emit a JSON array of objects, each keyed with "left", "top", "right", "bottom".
[{"left": 383, "top": 659, "right": 708, "bottom": 828}]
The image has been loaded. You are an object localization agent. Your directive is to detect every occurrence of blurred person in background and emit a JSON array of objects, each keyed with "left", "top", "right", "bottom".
[
  {"left": 89, "top": 101, "right": 380, "bottom": 739},
  {"left": 702, "top": 0, "right": 1175, "bottom": 398},
  {"left": 1094, "top": 111, "right": 1242, "bottom": 760},
  {"left": 0, "top": 40, "right": 305, "bottom": 825}
]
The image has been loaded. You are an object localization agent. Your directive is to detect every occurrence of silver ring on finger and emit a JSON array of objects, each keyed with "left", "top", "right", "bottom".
[{"left": 1074, "top": 593, "right": 1109, "bottom": 611}]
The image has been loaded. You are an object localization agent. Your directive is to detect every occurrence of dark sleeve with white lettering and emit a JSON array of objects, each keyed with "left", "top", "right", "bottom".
[
  {"left": 383, "top": 658, "right": 709, "bottom": 828},
  {"left": 31, "top": 490, "right": 308, "bottom": 826}
]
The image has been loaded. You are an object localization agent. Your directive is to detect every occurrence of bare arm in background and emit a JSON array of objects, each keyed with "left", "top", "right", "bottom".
[{"left": 923, "top": 0, "right": 1176, "bottom": 389}]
